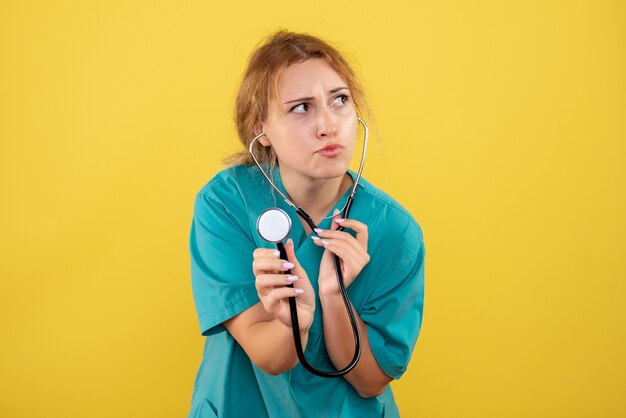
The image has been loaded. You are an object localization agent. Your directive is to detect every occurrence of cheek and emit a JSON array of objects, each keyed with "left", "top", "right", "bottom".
[
  {"left": 345, "top": 118, "right": 358, "bottom": 141},
  {"left": 267, "top": 129, "right": 302, "bottom": 161},
  {"left": 274, "top": 123, "right": 310, "bottom": 147}
]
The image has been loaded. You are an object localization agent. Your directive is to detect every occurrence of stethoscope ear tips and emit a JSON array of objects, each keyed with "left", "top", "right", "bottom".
[{"left": 257, "top": 207, "right": 292, "bottom": 243}]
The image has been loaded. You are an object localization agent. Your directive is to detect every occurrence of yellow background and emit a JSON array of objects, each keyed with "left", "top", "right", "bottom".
[{"left": 1, "top": 1, "right": 624, "bottom": 417}]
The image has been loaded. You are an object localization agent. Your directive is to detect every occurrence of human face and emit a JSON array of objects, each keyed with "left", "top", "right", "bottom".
[{"left": 260, "top": 58, "right": 357, "bottom": 184}]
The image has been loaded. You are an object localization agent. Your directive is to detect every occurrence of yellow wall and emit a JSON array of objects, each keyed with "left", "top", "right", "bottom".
[{"left": 1, "top": 1, "right": 624, "bottom": 417}]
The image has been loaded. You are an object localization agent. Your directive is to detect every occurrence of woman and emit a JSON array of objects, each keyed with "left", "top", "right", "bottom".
[{"left": 189, "top": 30, "right": 425, "bottom": 418}]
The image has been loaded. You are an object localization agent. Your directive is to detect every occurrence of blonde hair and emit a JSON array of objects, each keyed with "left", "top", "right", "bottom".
[{"left": 225, "top": 30, "right": 369, "bottom": 166}]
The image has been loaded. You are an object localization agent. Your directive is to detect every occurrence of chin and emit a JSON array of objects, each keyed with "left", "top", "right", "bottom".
[{"left": 313, "top": 164, "right": 350, "bottom": 180}]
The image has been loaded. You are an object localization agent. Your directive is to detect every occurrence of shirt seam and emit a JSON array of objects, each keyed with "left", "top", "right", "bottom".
[{"left": 199, "top": 286, "right": 259, "bottom": 334}]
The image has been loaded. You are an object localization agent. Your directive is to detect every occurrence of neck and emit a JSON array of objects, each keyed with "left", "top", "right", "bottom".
[{"left": 279, "top": 169, "right": 352, "bottom": 221}]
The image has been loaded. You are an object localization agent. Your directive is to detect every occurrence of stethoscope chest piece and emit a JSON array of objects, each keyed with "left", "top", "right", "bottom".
[{"left": 257, "top": 208, "right": 291, "bottom": 243}]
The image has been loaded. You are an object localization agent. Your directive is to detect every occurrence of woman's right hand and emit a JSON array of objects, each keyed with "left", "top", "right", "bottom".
[{"left": 253, "top": 239, "right": 315, "bottom": 331}]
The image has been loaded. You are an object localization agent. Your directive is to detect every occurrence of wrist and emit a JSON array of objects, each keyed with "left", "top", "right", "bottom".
[
  {"left": 319, "top": 285, "right": 344, "bottom": 307},
  {"left": 318, "top": 273, "right": 341, "bottom": 299}
]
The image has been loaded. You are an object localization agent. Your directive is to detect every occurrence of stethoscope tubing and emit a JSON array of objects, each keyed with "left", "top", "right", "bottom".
[{"left": 278, "top": 234, "right": 362, "bottom": 378}]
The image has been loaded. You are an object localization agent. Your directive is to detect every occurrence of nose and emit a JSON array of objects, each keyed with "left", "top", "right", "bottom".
[{"left": 316, "top": 107, "right": 337, "bottom": 139}]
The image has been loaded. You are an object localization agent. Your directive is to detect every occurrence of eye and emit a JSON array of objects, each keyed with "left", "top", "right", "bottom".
[
  {"left": 290, "top": 102, "right": 309, "bottom": 114},
  {"left": 332, "top": 94, "right": 349, "bottom": 106}
]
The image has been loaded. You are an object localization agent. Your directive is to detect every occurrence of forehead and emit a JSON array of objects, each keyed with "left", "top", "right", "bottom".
[{"left": 276, "top": 58, "right": 347, "bottom": 98}]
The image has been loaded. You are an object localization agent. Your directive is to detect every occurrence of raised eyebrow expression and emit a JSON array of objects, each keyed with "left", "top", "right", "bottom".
[{"left": 282, "top": 87, "right": 350, "bottom": 106}]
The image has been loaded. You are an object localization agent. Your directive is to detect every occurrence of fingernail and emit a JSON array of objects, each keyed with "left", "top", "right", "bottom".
[
  {"left": 333, "top": 208, "right": 340, "bottom": 216},
  {"left": 283, "top": 262, "right": 295, "bottom": 269},
  {"left": 335, "top": 218, "right": 345, "bottom": 223},
  {"left": 273, "top": 250, "right": 280, "bottom": 256},
  {"left": 294, "top": 288, "right": 304, "bottom": 295},
  {"left": 314, "top": 228, "right": 323, "bottom": 234},
  {"left": 311, "top": 236, "right": 320, "bottom": 241},
  {"left": 286, "top": 238, "right": 293, "bottom": 246},
  {"left": 321, "top": 240, "right": 330, "bottom": 247},
  {"left": 287, "top": 275, "right": 298, "bottom": 282}
]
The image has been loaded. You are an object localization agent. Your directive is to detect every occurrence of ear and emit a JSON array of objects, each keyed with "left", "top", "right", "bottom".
[{"left": 254, "top": 122, "right": 271, "bottom": 147}]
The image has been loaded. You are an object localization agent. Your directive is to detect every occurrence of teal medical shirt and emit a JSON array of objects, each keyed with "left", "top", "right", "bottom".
[{"left": 188, "top": 164, "right": 425, "bottom": 418}]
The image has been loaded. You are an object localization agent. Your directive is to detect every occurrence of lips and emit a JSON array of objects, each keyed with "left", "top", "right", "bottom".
[{"left": 316, "top": 144, "right": 344, "bottom": 157}]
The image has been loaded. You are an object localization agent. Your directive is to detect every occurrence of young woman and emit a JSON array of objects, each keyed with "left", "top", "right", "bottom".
[{"left": 188, "top": 31, "right": 425, "bottom": 418}]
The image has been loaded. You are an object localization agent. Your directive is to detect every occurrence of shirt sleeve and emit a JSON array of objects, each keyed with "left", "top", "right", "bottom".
[
  {"left": 189, "top": 186, "right": 260, "bottom": 336},
  {"left": 360, "top": 222, "right": 425, "bottom": 380}
]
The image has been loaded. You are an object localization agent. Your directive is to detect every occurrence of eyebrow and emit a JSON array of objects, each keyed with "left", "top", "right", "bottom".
[{"left": 282, "top": 87, "right": 349, "bottom": 105}]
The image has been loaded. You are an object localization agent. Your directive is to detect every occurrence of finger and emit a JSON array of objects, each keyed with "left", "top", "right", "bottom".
[
  {"left": 330, "top": 208, "right": 341, "bottom": 230},
  {"left": 313, "top": 228, "right": 356, "bottom": 241},
  {"left": 262, "top": 286, "right": 305, "bottom": 311},
  {"left": 334, "top": 217, "right": 367, "bottom": 233},
  {"left": 256, "top": 273, "right": 299, "bottom": 294},
  {"left": 333, "top": 218, "right": 368, "bottom": 250},
  {"left": 312, "top": 237, "right": 369, "bottom": 265},
  {"left": 253, "top": 248, "right": 281, "bottom": 259},
  {"left": 253, "top": 257, "right": 295, "bottom": 276},
  {"left": 313, "top": 228, "right": 364, "bottom": 253},
  {"left": 252, "top": 247, "right": 288, "bottom": 276}
]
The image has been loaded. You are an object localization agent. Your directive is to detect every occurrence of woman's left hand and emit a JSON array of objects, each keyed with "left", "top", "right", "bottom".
[{"left": 313, "top": 211, "right": 370, "bottom": 297}]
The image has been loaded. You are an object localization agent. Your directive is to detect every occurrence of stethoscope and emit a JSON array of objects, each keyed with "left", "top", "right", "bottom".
[{"left": 249, "top": 117, "right": 368, "bottom": 378}]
